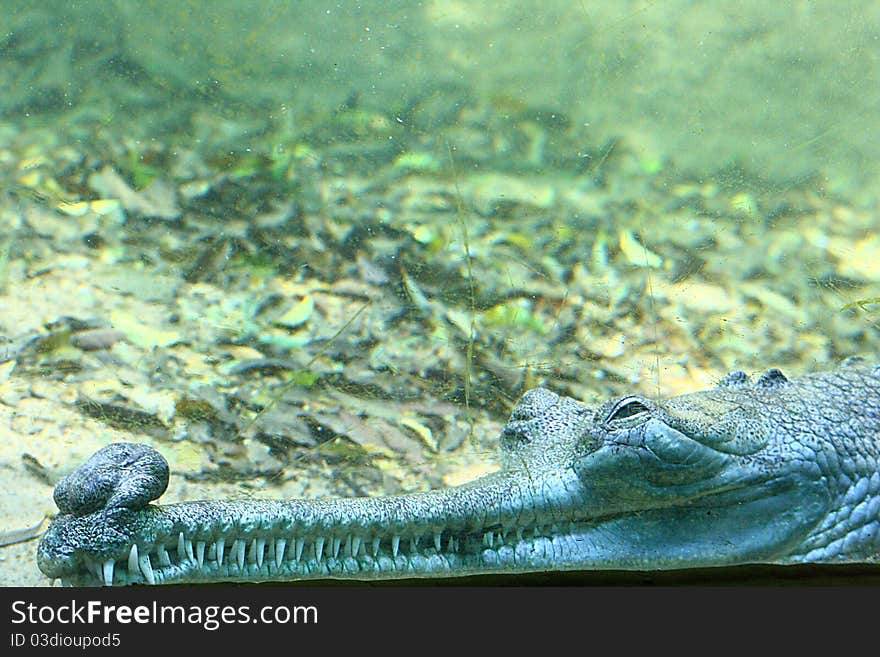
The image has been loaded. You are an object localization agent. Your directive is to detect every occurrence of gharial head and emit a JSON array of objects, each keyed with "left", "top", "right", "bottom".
[
  {"left": 502, "top": 374, "right": 833, "bottom": 538},
  {"left": 38, "top": 363, "right": 869, "bottom": 585}
]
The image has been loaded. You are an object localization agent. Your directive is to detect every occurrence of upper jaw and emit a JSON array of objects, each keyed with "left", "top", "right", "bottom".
[
  {"left": 37, "top": 453, "right": 793, "bottom": 585},
  {"left": 37, "top": 471, "right": 591, "bottom": 585}
]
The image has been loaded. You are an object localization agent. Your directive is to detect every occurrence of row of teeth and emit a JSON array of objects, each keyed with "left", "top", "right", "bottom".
[{"left": 86, "top": 524, "right": 566, "bottom": 585}]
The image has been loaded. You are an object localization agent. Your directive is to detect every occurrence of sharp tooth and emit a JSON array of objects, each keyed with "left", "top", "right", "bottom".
[
  {"left": 255, "top": 539, "right": 266, "bottom": 568},
  {"left": 392, "top": 535, "right": 400, "bottom": 558},
  {"left": 434, "top": 532, "right": 442, "bottom": 552},
  {"left": 158, "top": 545, "right": 171, "bottom": 567},
  {"left": 295, "top": 538, "right": 304, "bottom": 561},
  {"left": 331, "top": 537, "right": 341, "bottom": 559},
  {"left": 139, "top": 554, "right": 155, "bottom": 585},
  {"left": 315, "top": 537, "right": 324, "bottom": 561},
  {"left": 233, "top": 539, "right": 246, "bottom": 572},
  {"left": 516, "top": 528, "right": 524, "bottom": 542},
  {"left": 216, "top": 538, "right": 225, "bottom": 567},
  {"left": 185, "top": 539, "right": 194, "bottom": 561},
  {"left": 351, "top": 536, "right": 361, "bottom": 556},
  {"left": 372, "top": 538, "right": 380, "bottom": 557},
  {"left": 483, "top": 532, "right": 493, "bottom": 547},
  {"left": 102, "top": 560, "right": 114, "bottom": 586},
  {"left": 128, "top": 544, "right": 139, "bottom": 575},
  {"left": 196, "top": 541, "right": 205, "bottom": 568},
  {"left": 275, "top": 539, "right": 287, "bottom": 568},
  {"left": 447, "top": 536, "right": 455, "bottom": 552},
  {"left": 178, "top": 533, "right": 186, "bottom": 561}
]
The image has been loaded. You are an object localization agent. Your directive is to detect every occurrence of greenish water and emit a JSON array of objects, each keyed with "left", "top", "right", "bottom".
[
  {"left": 0, "top": 1, "right": 878, "bottom": 585},
  {"left": 6, "top": 1, "right": 880, "bottom": 185}
]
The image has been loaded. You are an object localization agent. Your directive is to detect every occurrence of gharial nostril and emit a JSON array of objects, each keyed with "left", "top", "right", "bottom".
[{"left": 53, "top": 442, "right": 169, "bottom": 517}]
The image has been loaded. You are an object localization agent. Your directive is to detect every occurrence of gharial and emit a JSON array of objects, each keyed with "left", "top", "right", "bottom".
[{"left": 36, "top": 357, "right": 880, "bottom": 585}]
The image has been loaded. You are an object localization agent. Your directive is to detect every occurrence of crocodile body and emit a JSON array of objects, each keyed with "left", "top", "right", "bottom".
[{"left": 37, "top": 358, "right": 880, "bottom": 585}]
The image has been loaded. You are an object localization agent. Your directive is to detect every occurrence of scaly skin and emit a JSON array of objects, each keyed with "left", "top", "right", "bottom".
[{"left": 36, "top": 358, "right": 880, "bottom": 585}]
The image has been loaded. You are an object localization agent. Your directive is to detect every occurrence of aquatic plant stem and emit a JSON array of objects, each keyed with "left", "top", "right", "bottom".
[{"left": 445, "top": 140, "right": 477, "bottom": 443}]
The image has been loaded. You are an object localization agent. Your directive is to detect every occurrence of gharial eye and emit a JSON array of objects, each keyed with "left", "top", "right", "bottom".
[{"left": 605, "top": 396, "right": 651, "bottom": 423}]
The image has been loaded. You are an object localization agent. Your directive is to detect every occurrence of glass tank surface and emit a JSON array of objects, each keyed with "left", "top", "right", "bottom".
[{"left": 1, "top": 1, "right": 879, "bottom": 586}]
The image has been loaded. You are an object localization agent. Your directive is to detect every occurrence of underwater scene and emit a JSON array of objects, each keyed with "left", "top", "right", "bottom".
[{"left": 1, "top": 1, "right": 879, "bottom": 585}]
